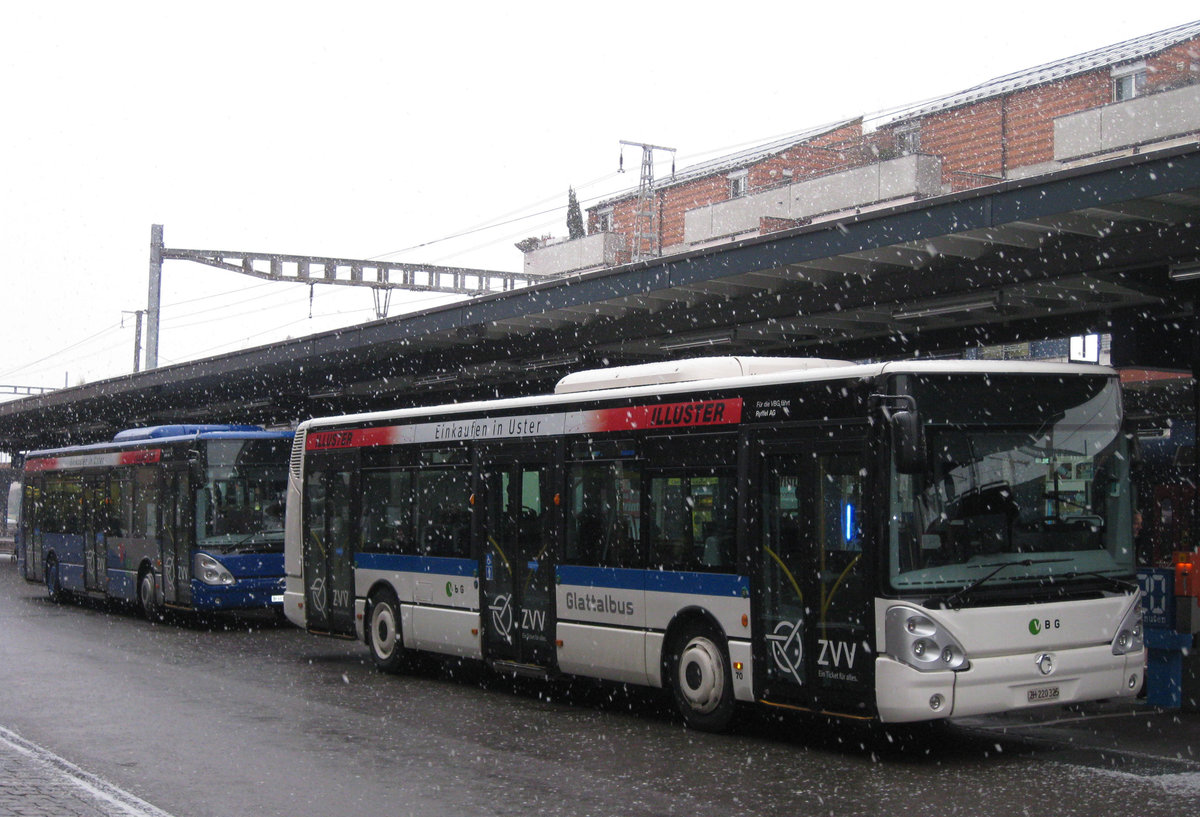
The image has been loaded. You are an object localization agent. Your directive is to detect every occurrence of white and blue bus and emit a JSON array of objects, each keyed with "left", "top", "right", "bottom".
[
  {"left": 20, "top": 424, "right": 293, "bottom": 619},
  {"left": 283, "top": 357, "right": 1144, "bottom": 730}
]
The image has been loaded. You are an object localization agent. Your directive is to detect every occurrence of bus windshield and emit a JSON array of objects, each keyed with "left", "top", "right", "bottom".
[
  {"left": 196, "top": 438, "right": 290, "bottom": 552},
  {"left": 887, "top": 374, "right": 1135, "bottom": 598}
]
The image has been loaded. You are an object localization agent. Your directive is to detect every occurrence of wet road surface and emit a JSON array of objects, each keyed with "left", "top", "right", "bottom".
[{"left": 1, "top": 562, "right": 1198, "bottom": 816}]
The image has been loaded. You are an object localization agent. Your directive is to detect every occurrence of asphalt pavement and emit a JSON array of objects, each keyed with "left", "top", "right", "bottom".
[
  {"left": 4, "top": 690, "right": 1197, "bottom": 815},
  {"left": 1, "top": 538, "right": 173, "bottom": 817},
  {"left": 957, "top": 697, "right": 1200, "bottom": 781},
  {"left": 2, "top": 533, "right": 1198, "bottom": 814}
]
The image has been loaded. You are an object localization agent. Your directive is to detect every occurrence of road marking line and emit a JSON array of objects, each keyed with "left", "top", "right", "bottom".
[{"left": 0, "top": 725, "right": 176, "bottom": 817}]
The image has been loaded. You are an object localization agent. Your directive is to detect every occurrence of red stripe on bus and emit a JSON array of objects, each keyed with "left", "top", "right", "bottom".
[
  {"left": 306, "top": 427, "right": 395, "bottom": 451},
  {"left": 24, "top": 458, "right": 58, "bottom": 472},
  {"left": 588, "top": 398, "right": 742, "bottom": 432},
  {"left": 118, "top": 449, "right": 161, "bottom": 465}
]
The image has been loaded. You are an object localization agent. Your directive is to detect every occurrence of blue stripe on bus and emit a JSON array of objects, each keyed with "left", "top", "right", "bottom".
[
  {"left": 355, "top": 552, "right": 477, "bottom": 577},
  {"left": 557, "top": 565, "right": 645, "bottom": 591},
  {"left": 557, "top": 564, "right": 747, "bottom": 597}
]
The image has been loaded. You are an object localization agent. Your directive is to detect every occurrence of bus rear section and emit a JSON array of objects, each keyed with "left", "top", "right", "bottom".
[
  {"left": 21, "top": 425, "right": 293, "bottom": 619},
  {"left": 283, "top": 357, "right": 1144, "bottom": 729}
]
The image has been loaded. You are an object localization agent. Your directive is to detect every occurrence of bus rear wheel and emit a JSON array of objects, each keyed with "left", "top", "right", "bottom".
[
  {"left": 45, "top": 556, "right": 65, "bottom": 603},
  {"left": 138, "top": 568, "right": 163, "bottom": 623},
  {"left": 367, "top": 589, "right": 406, "bottom": 673},
  {"left": 668, "top": 623, "right": 735, "bottom": 732}
]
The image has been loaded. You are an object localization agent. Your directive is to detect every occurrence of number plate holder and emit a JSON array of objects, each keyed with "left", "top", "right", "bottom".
[{"left": 1026, "top": 685, "right": 1061, "bottom": 703}]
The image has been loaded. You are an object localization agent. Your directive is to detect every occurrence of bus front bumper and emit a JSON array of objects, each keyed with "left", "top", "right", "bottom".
[
  {"left": 190, "top": 576, "right": 286, "bottom": 611},
  {"left": 875, "top": 645, "right": 1144, "bottom": 723}
]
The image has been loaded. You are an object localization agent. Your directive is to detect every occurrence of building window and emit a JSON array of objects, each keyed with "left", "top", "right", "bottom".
[
  {"left": 896, "top": 124, "right": 921, "bottom": 155},
  {"left": 1112, "top": 63, "right": 1147, "bottom": 102},
  {"left": 596, "top": 208, "right": 614, "bottom": 233},
  {"left": 728, "top": 171, "right": 748, "bottom": 198}
]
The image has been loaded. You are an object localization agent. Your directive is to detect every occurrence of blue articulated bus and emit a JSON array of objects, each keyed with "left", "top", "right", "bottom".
[{"left": 19, "top": 424, "right": 293, "bottom": 619}]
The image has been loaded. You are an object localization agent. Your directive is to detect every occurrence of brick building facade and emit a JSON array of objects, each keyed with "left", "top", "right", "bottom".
[{"left": 522, "top": 20, "right": 1200, "bottom": 275}]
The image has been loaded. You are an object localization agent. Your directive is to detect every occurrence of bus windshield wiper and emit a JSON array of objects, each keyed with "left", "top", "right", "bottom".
[
  {"left": 931, "top": 558, "right": 1071, "bottom": 610},
  {"left": 1053, "top": 571, "right": 1137, "bottom": 593}
]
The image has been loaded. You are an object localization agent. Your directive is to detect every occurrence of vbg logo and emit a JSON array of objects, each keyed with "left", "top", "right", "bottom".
[{"left": 1028, "top": 617, "right": 1061, "bottom": 635}]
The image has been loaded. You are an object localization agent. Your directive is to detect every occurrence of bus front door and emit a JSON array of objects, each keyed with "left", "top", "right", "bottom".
[
  {"left": 302, "top": 453, "right": 358, "bottom": 637},
  {"left": 478, "top": 447, "right": 556, "bottom": 669},
  {"left": 756, "top": 440, "right": 874, "bottom": 715},
  {"left": 161, "top": 468, "right": 192, "bottom": 606}
]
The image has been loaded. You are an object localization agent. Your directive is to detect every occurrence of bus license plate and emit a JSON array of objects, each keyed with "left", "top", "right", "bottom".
[{"left": 1027, "top": 686, "right": 1060, "bottom": 703}]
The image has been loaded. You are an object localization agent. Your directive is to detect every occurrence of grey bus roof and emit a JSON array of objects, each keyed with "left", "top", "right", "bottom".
[
  {"left": 301, "top": 358, "right": 1116, "bottom": 433},
  {"left": 553, "top": 356, "right": 854, "bottom": 393},
  {"left": 27, "top": 426, "right": 293, "bottom": 459}
]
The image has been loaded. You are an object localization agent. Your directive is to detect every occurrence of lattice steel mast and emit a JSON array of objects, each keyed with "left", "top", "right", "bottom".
[{"left": 619, "top": 141, "right": 676, "bottom": 262}]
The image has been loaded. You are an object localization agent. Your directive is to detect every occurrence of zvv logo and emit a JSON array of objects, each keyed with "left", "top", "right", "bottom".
[
  {"left": 489, "top": 593, "right": 513, "bottom": 644},
  {"left": 766, "top": 618, "right": 805, "bottom": 686},
  {"left": 817, "top": 638, "right": 857, "bottom": 669},
  {"left": 309, "top": 577, "right": 327, "bottom": 615}
]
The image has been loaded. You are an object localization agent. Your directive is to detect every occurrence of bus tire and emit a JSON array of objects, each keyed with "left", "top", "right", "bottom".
[
  {"left": 366, "top": 589, "right": 406, "bottom": 673},
  {"left": 667, "top": 623, "right": 735, "bottom": 732},
  {"left": 138, "top": 568, "right": 163, "bottom": 623},
  {"left": 45, "top": 555, "right": 65, "bottom": 603}
]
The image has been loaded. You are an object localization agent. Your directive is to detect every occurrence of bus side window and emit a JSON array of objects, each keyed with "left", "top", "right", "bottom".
[
  {"left": 647, "top": 470, "right": 736, "bottom": 573},
  {"left": 360, "top": 469, "right": 414, "bottom": 554},
  {"left": 132, "top": 466, "right": 158, "bottom": 539},
  {"left": 416, "top": 467, "right": 471, "bottom": 558},
  {"left": 104, "top": 479, "right": 125, "bottom": 537},
  {"left": 565, "top": 459, "right": 641, "bottom": 568}
]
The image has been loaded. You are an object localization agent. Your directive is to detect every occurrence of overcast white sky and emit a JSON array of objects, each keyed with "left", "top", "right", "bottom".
[{"left": 1, "top": 2, "right": 1196, "bottom": 394}]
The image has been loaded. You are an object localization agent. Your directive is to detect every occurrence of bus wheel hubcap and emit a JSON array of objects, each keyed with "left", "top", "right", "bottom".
[
  {"left": 373, "top": 604, "right": 396, "bottom": 658},
  {"left": 678, "top": 637, "right": 724, "bottom": 714}
]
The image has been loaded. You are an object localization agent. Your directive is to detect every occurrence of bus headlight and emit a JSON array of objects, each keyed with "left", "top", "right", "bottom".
[
  {"left": 885, "top": 606, "right": 970, "bottom": 671},
  {"left": 1111, "top": 599, "right": 1144, "bottom": 655},
  {"left": 195, "top": 553, "right": 235, "bottom": 586}
]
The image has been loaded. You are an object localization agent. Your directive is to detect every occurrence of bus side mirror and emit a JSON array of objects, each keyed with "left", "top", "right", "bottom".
[{"left": 892, "top": 410, "right": 924, "bottom": 474}]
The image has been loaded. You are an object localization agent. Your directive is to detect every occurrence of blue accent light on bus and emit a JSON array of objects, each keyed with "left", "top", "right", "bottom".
[{"left": 843, "top": 502, "right": 855, "bottom": 543}]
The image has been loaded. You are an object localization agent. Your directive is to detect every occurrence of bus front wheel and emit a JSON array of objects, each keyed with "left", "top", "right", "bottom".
[
  {"left": 668, "top": 623, "right": 735, "bottom": 732},
  {"left": 366, "top": 589, "right": 406, "bottom": 673}
]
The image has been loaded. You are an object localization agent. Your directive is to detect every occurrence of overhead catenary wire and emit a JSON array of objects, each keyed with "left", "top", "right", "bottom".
[
  {"left": 11, "top": 125, "right": 824, "bottom": 387},
  {"left": 0, "top": 322, "right": 125, "bottom": 382}
]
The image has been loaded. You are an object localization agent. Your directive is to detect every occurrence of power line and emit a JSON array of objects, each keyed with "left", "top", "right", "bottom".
[
  {"left": 0, "top": 322, "right": 125, "bottom": 382},
  {"left": 370, "top": 169, "right": 625, "bottom": 261}
]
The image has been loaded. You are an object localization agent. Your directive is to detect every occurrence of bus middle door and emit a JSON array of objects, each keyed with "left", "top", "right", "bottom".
[
  {"left": 478, "top": 445, "right": 556, "bottom": 669},
  {"left": 83, "top": 476, "right": 108, "bottom": 593},
  {"left": 303, "top": 451, "right": 358, "bottom": 638}
]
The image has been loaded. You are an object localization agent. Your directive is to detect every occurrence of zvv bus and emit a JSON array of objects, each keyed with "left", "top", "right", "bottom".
[
  {"left": 284, "top": 357, "right": 1144, "bottom": 730},
  {"left": 20, "top": 425, "right": 293, "bottom": 619}
]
